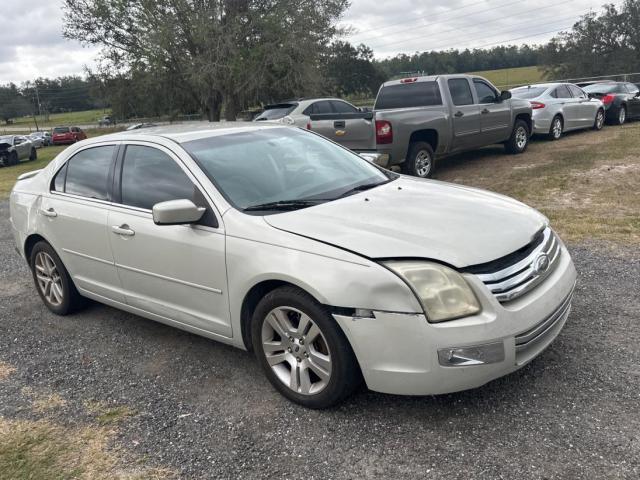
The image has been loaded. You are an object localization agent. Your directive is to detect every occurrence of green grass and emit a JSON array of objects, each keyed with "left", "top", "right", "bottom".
[
  {"left": 8, "top": 109, "right": 111, "bottom": 130},
  {"left": 465, "top": 65, "right": 547, "bottom": 89}
]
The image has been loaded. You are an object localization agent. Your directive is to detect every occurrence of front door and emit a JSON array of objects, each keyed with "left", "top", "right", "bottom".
[
  {"left": 447, "top": 78, "right": 482, "bottom": 152},
  {"left": 107, "top": 143, "right": 231, "bottom": 337},
  {"left": 625, "top": 83, "right": 640, "bottom": 118},
  {"left": 40, "top": 144, "right": 124, "bottom": 302},
  {"left": 473, "top": 78, "right": 512, "bottom": 143}
]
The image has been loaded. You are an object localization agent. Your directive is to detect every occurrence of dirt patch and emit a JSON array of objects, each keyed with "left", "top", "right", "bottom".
[{"left": 0, "top": 362, "right": 16, "bottom": 381}]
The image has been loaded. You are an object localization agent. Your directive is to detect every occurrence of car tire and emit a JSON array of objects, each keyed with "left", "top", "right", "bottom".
[
  {"left": 251, "top": 285, "right": 362, "bottom": 409},
  {"left": 29, "top": 148, "right": 37, "bottom": 161},
  {"left": 9, "top": 151, "right": 19, "bottom": 166},
  {"left": 403, "top": 142, "right": 436, "bottom": 178},
  {"left": 548, "top": 115, "right": 563, "bottom": 140},
  {"left": 616, "top": 105, "right": 627, "bottom": 125},
  {"left": 505, "top": 119, "right": 530, "bottom": 154},
  {"left": 30, "top": 241, "right": 85, "bottom": 316},
  {"left": 593, "top": 109, "right": 605, "bottom": 130}
]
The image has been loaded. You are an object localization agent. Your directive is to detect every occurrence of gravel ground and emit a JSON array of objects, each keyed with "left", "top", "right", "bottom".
[{"left": 1, "top": 199, "right": 639, "bottom": 479}]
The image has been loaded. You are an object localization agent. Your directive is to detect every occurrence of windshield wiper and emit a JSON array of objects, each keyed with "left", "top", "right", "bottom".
[
  {"left": 337, "top": 180, "right": 390, "bottom": 199},
  {"left": 243, "top": 199, "right": 326, "bottom": 212}
]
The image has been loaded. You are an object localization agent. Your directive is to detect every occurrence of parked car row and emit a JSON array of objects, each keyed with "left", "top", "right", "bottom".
[
  {"left": 0, "top": 135, "right": 37, "bottom": 166},
  {"left": 255, "top": 78, "right": 637, "bottom": 178}
]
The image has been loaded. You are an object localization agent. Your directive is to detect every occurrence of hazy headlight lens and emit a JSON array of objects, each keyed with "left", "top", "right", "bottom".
[{"left": 383, "top": 261, "right": 481, "bottom": 322}]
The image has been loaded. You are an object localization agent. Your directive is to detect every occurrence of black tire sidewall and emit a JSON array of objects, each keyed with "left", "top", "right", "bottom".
[
  {"left": 30, "top": 242, "right": 78, "bottom": 315},
  {"left": 10, "top": 152, "right": 18, "bottom": 166},
  {"left": 403, "top": 142, "right": 435, "bottom": 178},
  {"left": 30, "top": 148, "right": 37, "bottom": 161},
  {"left": 251, "top": 286, "right": 360, "bottom": 409}
]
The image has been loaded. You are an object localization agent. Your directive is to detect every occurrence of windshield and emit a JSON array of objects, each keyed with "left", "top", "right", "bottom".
[
  {"left": 183, "top": 128, "right": 392, "bottom": 213},
  {"left": 510, "top": 86, "right": 548, "bottom": 99},
  {"left": 583, "top": 83, "right": 619, "bottom": 94},
  {"left": 53, "top": 127, "right": 70, "bottom": 133},
  {"left": 254, "top": 104, "right": 297, "bottom": 121}
]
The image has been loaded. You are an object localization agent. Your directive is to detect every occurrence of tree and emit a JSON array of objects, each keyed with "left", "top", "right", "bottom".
[
  {"left": 0, "top": 84, "right": 31, "bottom": 124},
  {"left": 323, "top": 41, "right": 386, "bottom": 97},
  {"left": 63, "top": 0, "right": 349, "bottom": 121}
]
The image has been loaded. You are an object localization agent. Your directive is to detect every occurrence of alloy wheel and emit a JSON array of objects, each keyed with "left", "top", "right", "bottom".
[
  {"left": 516, "top": 126, "right": 528, "bottom": 150},
  {"left": 619, "top": 107, "right": 626, "bottom": 125},
  {"left": 414, "top": 150, "right": 433, "bottom": 177},
  {"left": 261, "top": 306, "right": 332, "bottom": 395},
  {"left": 596, "top": 110, "right": 604, "bottom": 129},
  {"left": 34, "top": 252, "right": 64, "bottom": 306},
  {"left": 552, "top": 118, "right": 562, "bottom": 139}
]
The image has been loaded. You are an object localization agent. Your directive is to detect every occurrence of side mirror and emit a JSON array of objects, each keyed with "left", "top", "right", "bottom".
[
  {"left": 152, "top": 199, "right": 205, "bottom": 226},
  {"left": 500, "top": 90, "right": 512, "bottom": 101}
]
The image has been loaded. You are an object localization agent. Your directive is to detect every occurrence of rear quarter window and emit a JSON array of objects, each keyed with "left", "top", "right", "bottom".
[{"left": 374, "top": 81, "right": 442, "bottom": 110}]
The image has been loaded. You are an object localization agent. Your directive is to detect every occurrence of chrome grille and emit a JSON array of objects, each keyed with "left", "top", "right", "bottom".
[{"left": 475, "top": 227, "right": 561, "bottom": 302}]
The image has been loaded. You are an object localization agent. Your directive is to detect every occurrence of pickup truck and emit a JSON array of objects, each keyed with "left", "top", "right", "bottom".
[{"left": 309, "top": 75, "right": 533, "bottom": 177}]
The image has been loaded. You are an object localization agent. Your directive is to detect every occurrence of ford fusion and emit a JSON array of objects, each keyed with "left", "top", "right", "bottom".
[{"left": 9, "top": 124, "right": 576, "bottom": 408}]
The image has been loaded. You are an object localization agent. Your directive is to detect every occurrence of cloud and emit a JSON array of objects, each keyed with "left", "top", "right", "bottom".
[{"left": 0, "top": 0, "right": 99, "bottom": 84}]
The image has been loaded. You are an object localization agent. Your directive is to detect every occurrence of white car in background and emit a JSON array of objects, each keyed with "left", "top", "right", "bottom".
[
  {"left": 9, "top": 124, "right": 576, "bottom": 408},
  {"left": 253, "top": 98, "right": 366, "bottom": 128},
  {"left": 510, "top": 83, "right": 605, "bottom": 140}
]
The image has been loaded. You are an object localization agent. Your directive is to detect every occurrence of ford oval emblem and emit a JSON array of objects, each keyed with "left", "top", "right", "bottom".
[{"left": 532, "top": 253, "right": 550, "bottom": 275}]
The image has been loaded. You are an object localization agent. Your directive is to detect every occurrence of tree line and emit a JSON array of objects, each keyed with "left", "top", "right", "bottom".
[{"left": 2, "top": 0, "right": 639, "bottom": 124}]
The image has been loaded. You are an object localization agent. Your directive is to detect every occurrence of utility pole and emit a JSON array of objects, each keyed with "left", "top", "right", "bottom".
[{"left": 35, "top": 83, "right": 41, "bottom": 116}]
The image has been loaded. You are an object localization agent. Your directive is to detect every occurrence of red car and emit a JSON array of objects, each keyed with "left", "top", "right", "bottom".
[{"left": 52, "top": 126, "right": 87, "bottom": 145}]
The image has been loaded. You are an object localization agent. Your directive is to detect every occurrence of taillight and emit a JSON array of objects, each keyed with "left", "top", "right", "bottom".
[
  {"left": 376, "top": 120, "right": 393, "bottom": 145},
  {"left": 531, "top": 101, "right": 546, "bottom": 110},
  {"left": 602, "top": 94, "right": 615, "bottom": 106},
  {"left": 306, "top": 122, "right": 311, "bottom": 130}
]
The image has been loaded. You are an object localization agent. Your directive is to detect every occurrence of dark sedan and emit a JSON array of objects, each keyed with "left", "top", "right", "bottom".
[{"left": 583, "top": 82, "right": 640, "bottom": 125}]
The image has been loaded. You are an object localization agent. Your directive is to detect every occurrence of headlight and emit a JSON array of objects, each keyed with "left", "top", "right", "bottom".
[{"left": 383, "top": 261, "right": 481, "bottom": 322}]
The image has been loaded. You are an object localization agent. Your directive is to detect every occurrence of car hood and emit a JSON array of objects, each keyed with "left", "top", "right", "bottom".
[{"left": 264, "top": 177, "right": 547, "bottom": 268}]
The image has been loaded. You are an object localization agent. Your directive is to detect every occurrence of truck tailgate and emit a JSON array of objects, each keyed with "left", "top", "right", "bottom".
[{"left": 309, "top": 112, "right": 376, "bottom": 150}]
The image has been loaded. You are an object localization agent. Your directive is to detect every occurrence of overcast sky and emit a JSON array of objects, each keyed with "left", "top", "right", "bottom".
[{"left": 1, "top": 0, "right": 611, "bottom": 84}]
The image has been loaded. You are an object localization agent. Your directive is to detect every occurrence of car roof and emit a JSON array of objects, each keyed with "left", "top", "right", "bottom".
[{"left": 88, "top": 122, "right": 291, "bottom": 144}]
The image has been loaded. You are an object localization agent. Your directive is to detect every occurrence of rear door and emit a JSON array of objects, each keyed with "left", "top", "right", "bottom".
[
  {"left": 473, "top": 78, "right": 511, "bottom": 143},
  {"left": 447, "top": 78, "right": 482, "bottom": 151}
]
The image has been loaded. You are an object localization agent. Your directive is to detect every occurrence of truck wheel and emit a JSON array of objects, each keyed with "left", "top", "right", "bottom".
[
  {"left": 505, "top": 120, "right": 529, "bottom": 154},
  {"left": 403, "top": 142, "right": 435, "bottom": 178}
]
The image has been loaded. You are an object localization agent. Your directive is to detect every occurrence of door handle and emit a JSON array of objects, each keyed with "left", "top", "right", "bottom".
[
  {"left": 111, "top": 224, "right": 135, "bottom": 237},
  {"left": 334, "top": 121, "right": 346, "bottom": 128},
  {"left": 454, "top": 111, "right": 464, "bottom": 118},
  {"left": 481, "top": 108, "right": 490, "bottom": 114},
  {"left": 40, "top": 208, "right": 57, "bottom": 218}
]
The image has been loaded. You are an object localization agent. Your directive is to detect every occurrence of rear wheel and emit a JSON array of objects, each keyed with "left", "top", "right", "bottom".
[
  {"left": 29, "top": 148, "right": 37, "bottom": 161},
  {"left": 30, "top": 242, "right": 85, "bottom": 315},
  {"left": 548, "top": 115, "right": 563, "bottom": 140},
  {"left": 403, "top": 142, "right": 435, "bottom": 178},
  {"left": 593, "top": 109, "right": 605, "bottom": 130},
  {"left": 505, "top": 119, "right": 530, "bottom": 154},
  {"left": 251, "top": 286, "right": 361, "bottom": 409},
  {"left": 616, "top": 105, "right": 627, "bottom": 125}
]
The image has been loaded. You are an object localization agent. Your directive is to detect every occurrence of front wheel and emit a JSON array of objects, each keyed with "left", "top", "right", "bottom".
[
  {"left": 29, "top": 148, "right": 37, "bottom": 161},
  {"left": 403, "top": 142, "right": 436, "bottom": 178},
  {"left": 505, "top": 119, "right": 530, "bottom": 154},
  {"left": 9, "top": 151, "right": 19, "bottom": 166},
  {"left": 251, "top": 286, "right": 361, "bottom": 409},
  {"left": 593, "top": 109, "right": 605, "bottom": 130}
]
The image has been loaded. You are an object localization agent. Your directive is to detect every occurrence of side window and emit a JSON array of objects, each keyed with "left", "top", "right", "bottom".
[
  {"left": 120, "top": 145, "right": 217, "bottom": 227},
  {"left": 313, "top": 101, "right": 332, "bottom": 114},
  {"left": 554, "top": 85, "right": 572, "bottom": 99},
  {"left": 473, "top": 80, "right": 497, "bottom": 104},
  {"left": 626, "top": 83, "right": 639, "bottom": 95},
  {"left": 52, "top": 163, "right": 68, "bottom": 192},
  {"left": 64, "top": 146, "right": 116, "bottom": 200},
  {"left": 568, "top": 85, "right": 586, "bottom": 98},
  {"left": 448, "top": 78, "right": 474, "bottom": 106},
  {"left": 330, "top": 101, "right": 359, "bottom": 114}
]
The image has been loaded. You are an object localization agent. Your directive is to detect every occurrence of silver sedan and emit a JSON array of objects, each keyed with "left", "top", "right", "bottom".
[{"left": 511, "top": 83, "right": 605, "bottom": 140}]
